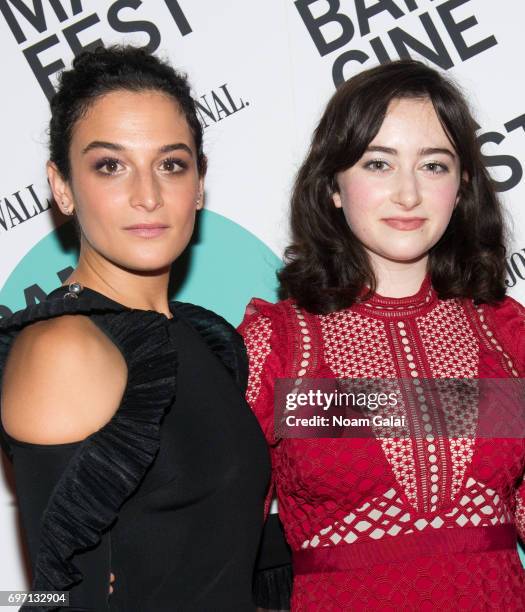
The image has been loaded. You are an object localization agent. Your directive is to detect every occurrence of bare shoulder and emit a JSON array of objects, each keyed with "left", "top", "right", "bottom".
[{"left": 1, "top": 315, "right": 127, "bottom": 444}]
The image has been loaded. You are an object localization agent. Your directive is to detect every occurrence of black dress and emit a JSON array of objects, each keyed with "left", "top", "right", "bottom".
[{"left": 0, "top": 285, "right": 271, "bottom": 611}]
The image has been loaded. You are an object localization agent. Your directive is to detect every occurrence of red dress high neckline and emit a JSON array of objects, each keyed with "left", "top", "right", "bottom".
[{"left": 354, "top": 273, "right": 437, "bottom": 319}]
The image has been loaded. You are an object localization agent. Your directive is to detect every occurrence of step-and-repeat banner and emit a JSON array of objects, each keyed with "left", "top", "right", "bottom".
[{"left": 0, "top": 0, "right": 524, "bottom": 593}]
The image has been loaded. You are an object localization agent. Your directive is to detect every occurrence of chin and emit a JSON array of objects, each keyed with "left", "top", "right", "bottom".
[
  {"left": 110, "top": 253, "right": 175, "bottom": 274},
  {"left": 379, "top": 248, "right": 429, "bottom": 264},
  {"left": 124, "top": 243, "right": 189, "bottom": 268}
]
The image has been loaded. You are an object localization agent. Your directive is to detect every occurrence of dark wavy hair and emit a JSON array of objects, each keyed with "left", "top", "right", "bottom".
[
  {"left": 49, "top": 45, "right": 206, "bottom": 179},
  {"left": 278, "top": 59, "right": 507, "bottom": 314}
]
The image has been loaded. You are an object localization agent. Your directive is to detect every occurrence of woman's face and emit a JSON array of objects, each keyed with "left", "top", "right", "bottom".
[
  {"left": 333, "top": 97, "right": 461, "bottom": 270},
  {"left": 48, "top": 89, "right": 203, "bottom": 273}
]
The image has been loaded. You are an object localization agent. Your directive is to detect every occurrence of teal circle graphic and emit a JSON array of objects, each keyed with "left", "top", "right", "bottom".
[{"left": 0, "top": 210, "right": 281, "bottom": 325}]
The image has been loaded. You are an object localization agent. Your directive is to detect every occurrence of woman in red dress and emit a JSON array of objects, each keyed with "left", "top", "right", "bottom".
[{"left": 242, "top": 60, "right": 525, "bottom": 611}]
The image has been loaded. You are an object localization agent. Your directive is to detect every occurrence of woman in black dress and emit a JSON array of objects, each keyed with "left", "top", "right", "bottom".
[{"left": 0, "top": 46, "right": 270, "bottom": 611}]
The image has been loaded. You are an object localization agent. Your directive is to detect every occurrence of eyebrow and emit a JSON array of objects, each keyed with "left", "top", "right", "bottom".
[
  {"left": 82, "top": 141, "right": 194, "bottom": 156},
  {"left": 366, "top": 145, "right": 456, "bottom": 159}
]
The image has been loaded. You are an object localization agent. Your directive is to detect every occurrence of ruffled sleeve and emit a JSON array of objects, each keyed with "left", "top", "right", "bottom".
[
  {"left": 170, "top": 301, "right": 248, "bottom": 392},
  {"left": 486, "top": 296, "right": 525, "bottom": 372},
  {"left": 7, "top": 439, "right": 111, "bottom": 611},
  {"left": 0, "top": 293, "right": 177, "bottom": 608},
  {"left": 238, "top": 298, "right": 290, "bottom": 449},
  {"left": 481, "top": 296, "right": 525, "bottom": 542},
  {"left": 238, "top": 299, "right": 293, "bottom": 611}
]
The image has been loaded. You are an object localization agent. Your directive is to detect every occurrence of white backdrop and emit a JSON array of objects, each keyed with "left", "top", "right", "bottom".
[{"left": 0, "top": 0, "right": 524, "bottom": 595}]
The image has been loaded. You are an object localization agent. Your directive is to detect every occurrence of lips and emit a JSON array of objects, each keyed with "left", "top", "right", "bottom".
[
  {"left": 123, "top": 224, "right": 169, "bottom": 238},
  {"left": 382, "top": 218, "right": 426, "bottom": 231}
]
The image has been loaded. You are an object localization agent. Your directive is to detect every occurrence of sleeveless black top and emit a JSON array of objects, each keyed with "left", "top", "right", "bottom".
[{"left": 0, "top": 285, "right": 270, "bottom": 611}]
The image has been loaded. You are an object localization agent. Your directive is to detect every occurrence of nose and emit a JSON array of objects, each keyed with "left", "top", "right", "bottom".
[
  {"left": 391, "top": 169, "right": 422, "bottom": 210},
  {"left": 130, "top": 170, "right": 162, "bottom": 211}
]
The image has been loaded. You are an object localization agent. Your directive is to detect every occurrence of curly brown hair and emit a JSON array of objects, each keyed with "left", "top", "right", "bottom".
[{"left": 278, "top": 60, "right": 507, "bottom": 314}]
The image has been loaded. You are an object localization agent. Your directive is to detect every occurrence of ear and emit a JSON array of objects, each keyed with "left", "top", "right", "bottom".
[
  {"left": 196, "top": 176, "right": 205, "bottom": 210},
  {"left": 47, "top": 161, "right": 75, "bottom": 216},
  {"left": 331, "top": 174, "right": 342, "bottom": 208}
]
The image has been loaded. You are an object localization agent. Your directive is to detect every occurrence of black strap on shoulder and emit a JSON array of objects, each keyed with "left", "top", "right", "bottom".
[{"left": 171, "top": 302, "right": 249, "bottom": 393}]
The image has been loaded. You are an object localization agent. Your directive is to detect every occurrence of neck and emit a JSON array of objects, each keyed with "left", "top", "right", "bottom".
[
  {"left": 370, "top": 254, "right": 428, "bottom": 298},
  {"left": 67, "top": 248, "right": 172, "bottom": 317}
]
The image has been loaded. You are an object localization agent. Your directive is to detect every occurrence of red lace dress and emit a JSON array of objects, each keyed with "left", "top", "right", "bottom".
[{"left": 239, "top": 277, "right": 525, "bottom": 611}]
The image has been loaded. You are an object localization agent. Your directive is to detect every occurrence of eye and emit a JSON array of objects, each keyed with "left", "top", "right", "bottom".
[
  {"left": 364, "top": 159, "right": 390, "bottom": 172},
  {"left": 160, "top": 157, "right": 187, "bottom": 173},
  {"left": 94, "top": 157, "right": 123, "bottom": 175},
  {"left": 424, "top": 161, "right": 448, "bottom": 174}
]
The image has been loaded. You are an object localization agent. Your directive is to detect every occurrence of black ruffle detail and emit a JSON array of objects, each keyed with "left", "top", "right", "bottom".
[
  {"left": 171, "top": 302, "right": 249, "bottom": 393},
  {"left": 253, "top": 513, "right": 292, "bottom": 610},
  {"left": 0, "top": 296, "right": 177, "bottom": 603},
  {"left": 253, "top": 564, "right": 293, "bottom": 610}
]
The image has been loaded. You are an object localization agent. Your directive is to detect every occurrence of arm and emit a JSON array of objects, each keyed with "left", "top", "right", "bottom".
[
  {"left": 238, "top": 303, "right": 293, "bottom": 611},
  {"left": 486, "top": 298, "right": 525, "bottom": 551},
  {"left": 10, "top": 441, "right": 111, "bottom": 611},
  {"left": 1, "top": 315, "right": 127, "bottom": 609}
]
